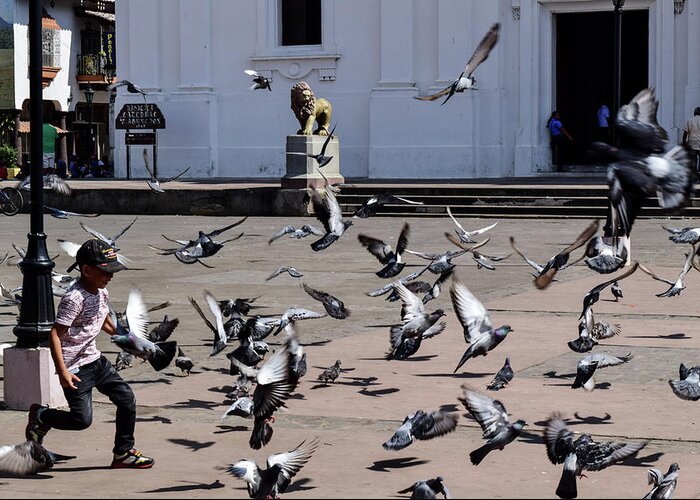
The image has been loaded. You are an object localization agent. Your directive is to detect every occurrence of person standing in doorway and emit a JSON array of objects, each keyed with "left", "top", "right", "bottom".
[
  {"left": 546, "top": 111, "right": 573, "bottom": 170},
  {"left": 596, "top": 103, "right": 611, "bottom": 142},
  {"left": 683, "top": 107, "right": 700, "bottom": 175}
]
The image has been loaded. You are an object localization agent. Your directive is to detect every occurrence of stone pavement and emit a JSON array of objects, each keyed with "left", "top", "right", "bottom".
[{"left": 0, "top": 213, "right": 699, "bottom": 498}]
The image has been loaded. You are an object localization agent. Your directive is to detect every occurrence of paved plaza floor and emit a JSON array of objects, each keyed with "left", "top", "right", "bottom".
[{"left": 0, "top": 213, "right": 699, "bottom": 498}]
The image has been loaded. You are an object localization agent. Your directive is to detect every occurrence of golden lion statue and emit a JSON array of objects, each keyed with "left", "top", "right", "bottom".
[{"left": 290, "top": 82, "right": 333, "bottom": 136}]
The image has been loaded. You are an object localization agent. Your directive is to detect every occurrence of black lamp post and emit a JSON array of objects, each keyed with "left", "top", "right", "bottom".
[
  {"left": 612, "top": 0, "right": 624, "bottom": 147},
  {"left": 13, "top": 0, "right": 55, "bottom": 348},
  {"left": 85, "top": 84, "right": 95, "bottom": 159}
]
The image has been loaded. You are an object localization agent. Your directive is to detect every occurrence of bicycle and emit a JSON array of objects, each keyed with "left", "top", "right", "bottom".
[{"left": 0, "top": 183, "right": 23, "bottom": 216}]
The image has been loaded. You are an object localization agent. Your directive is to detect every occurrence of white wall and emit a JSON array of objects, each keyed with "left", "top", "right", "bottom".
[{"left": 114, "top": 0, "right": 699, "bottom": 181}]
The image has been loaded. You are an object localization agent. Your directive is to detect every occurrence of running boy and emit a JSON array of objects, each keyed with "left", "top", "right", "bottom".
[{"left": 25, "top": 239, "right": 154, "bottom": 469}]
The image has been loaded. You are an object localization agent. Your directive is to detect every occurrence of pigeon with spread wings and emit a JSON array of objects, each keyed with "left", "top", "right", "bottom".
[
  {"left": 286, "top": 123, "right": 337, "bottom": 168},
  {"left": 447, "top": 207, "right": 498, "bottom": 244},
  {"left": 357, "top": 223, "right": 411, "bottom": 278},
  {"left": 414, "top": 23, "right": 500, "bottom": 105},
  {"left": 382, "top": 409, "right": 458, "bottom": 451},
  {"left": 352, "top": 194, "right": 423, "bottom": 219},
  {"left": 189, "top": 290, "right": 228, "bottom": 356},
  {"left": 142, "top": 149, "right": 190, "bottom": 193},
  {"left": 638, "top": 248, "right": 697, "bottom": 297},
  {"left": 308, "top": 184, "right": 352, "bottom": 251},
  {"left": 244, "top": 69, "right": 271, "bottom": 91}
]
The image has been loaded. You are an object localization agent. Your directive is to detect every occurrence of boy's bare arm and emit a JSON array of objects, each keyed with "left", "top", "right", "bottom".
[
  {"left": 49, "top": 324, "right": 81, "bottom": 390},
  {"left": 102, "top": 314, "right": 117, "bottom": 336}
]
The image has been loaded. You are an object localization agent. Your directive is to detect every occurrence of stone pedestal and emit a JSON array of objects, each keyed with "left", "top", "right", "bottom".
[
  {"left": 281, "top": 134, "right": 344, "bottom": 189},
  {"left": 4, "top": 347, "right": 67, "bottom": 410}
]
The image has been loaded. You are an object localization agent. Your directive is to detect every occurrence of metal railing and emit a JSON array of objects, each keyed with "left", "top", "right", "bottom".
[{"left": 77, "top": 53, "right": 110, "bottom": 77}]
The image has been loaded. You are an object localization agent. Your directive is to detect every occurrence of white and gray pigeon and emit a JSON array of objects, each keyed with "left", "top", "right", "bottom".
[
  {"left": 639, "top": 248, "right": 697, "bottom": 297},
  {"left": 287, "top": 123, "right": 337, "bottom": 168},
  {"left": 44, "top": 206, "right": 100, "bottom": 219},
  {"left": 389, "top": 282, "right": 446, "bottom": 349},
  {"left": 352, "top": 194, "right": 423, "bottom": 219},
  {"left": 579, "top": 263, "right": 638, "bottom": 319},
  {"left": 367, "top": 264, "right": 431, "bottom": 298},
  {"left": 584, "top": 235, "right": 628, "bottom": 274},
  {"left": 266, "top": 266, "right": 303, "bottom": 282},
  {"left": 459, "top": 385, "right": 526, "bottom": 465},
  {"left": 406, "top": 247, "right": 467, "bottom": 275},
  {"left": 302, "top": 283, "right": 349, "bottom": 319},
  {"left": 268, "top": 225, "right": 323, "bottom": 244},
  {"left": 669, "top": 363, "right": 700, "bottom": 401},
  {"left": 446, "top": 207, "right": 497, "bottom": 244},
  {"left": 421, "top": 269, "right": 454, "bottom": 304},
  {"left": 189, "top": 290, "right": 228, "bottom": 356},
  {"left": 114, "top": 351, "right": 133, "bottom": 371},
  {"left": 308, "top": 184, "right": 353, "bottom": 251},
  {"left": 142, "top": 149, "right": 190, "bottom": 193},
  {"left": 571, "top": 352, "right": 633, "bottom": 392},
  {"left": 80, "top": 216, "right": 138, "bottom": 250},
  {"left": 450, "top": 274, "right": 513, "bottom": 373},
  {"left": 244, "top": 69, "right": 271, "bottom": 91},
  {"left": 644, "top": 463, "right": 680, "bottom": 499},
  {"left": 663, "top": 225, "right": 700, "bottom": 245},
  {"left": 510, "top": 236, "right": 581, "bottom": 279},
  {"left": 486, "top": 357, "right": 513, "bottom": 391},
  {"left": 569, "top": 309, "right": 620, "bottom": 353},
  {"left": 357, "top": 223, "right": 411, "bottom": 278},
  {"left": 611, "top": 281, "right": 623, "bottom": 301},
  {"left": 398, "top": 477, "right": 452, "bottom": 499},
  {"left": 383, "top": 409, "right": 458, "bottom": 451},
  {"left": 221, "top": 394, "right": 254, "bottom": 421},
  {"left": 227, "top": 438, "right": 319, "bottom": 499},
  {"left": 18, "top": 173, "right": 71, "bottom": 196},
  {"left": 414, "top": 22, "right": 500, "bottom": 105},
  {"left": 386, "top": 321, "right": 446, "bottom": 361},
  {"left": 110, "top": 290, "right": 177, "bottom": 372},
  {"left": 0, "top": 440, "right": 55, "bottom": 476},
  {"left": 273, "top": 307, "right": 326, "bottom": 336},
  {"left": 544, "top": 413, "right": 647, "bottom": 499}
]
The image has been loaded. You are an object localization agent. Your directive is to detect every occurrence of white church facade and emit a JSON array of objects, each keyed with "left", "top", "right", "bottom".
[{"left": 113, "top": 0, "right": 700, "bottom": 180}]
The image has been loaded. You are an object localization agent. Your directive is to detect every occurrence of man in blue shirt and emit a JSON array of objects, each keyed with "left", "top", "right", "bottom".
[{"left": 546, "top": 111, "right": 573, "bottom": 170}]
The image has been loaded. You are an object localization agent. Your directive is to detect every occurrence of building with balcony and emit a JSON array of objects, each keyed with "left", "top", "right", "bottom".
[
  {"left": 113, "top": 0, "right": 699, "bottom": 181},
  {"left": 0, "top": 0, "right": 115, "bottom": 176}
]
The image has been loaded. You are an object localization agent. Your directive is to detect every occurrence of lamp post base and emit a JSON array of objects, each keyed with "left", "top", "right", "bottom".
[{"left": 3, "top": 347, "right": 67, "bottom": 410}]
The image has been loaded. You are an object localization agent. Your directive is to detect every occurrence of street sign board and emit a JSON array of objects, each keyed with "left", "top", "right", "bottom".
[
  {"left": 125, "top": 132, "right": 156, "bottom": 145},
  {"left": 116, "top": 103, "right": 166, "bottom": 129}
]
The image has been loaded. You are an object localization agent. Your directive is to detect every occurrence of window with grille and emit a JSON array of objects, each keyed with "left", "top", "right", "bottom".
[
  {"left": 280, "top": 0, "right": 321, "bottom": 46},
  {"left": 41, "top": 28, "right": 61, "bottom": 67}
]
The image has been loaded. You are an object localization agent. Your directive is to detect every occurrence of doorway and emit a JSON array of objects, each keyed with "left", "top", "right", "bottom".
[{"left": 555, "top": 9, "right": 649, "bottom": 167}]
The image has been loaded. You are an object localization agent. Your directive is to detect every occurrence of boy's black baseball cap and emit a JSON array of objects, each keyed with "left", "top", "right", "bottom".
[{"left": 67, "top": 239, "right": 128, "bottom": 273}]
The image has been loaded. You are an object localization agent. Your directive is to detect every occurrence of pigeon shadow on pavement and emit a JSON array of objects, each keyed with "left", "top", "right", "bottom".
[
  {"left": 619, "top": 452, "right": 666, "bottom": 468},
  {"left": 127, "top": 377, "right": 172, "bottom": 385},
  {"left": 53, "top": 465, "right": 112, "bottom": 473},
  {"left": 516, "top": 430, "right": 545, "bottom": 446},
  {"left": 367, "top": 457, "right": 430, "bottom": 472},
  {"left": 0, "top": 472, "right": 55, "bottom": 479},
  {"left": 198, "top": 366, "right": 230, "bottom": 375},
  {"left": 106, "top": 415, "right": 173, "bottom": 425},
  {"left": 214, "top": 424, "right": 249, "bottom": 434},
  {"left": 208, "top": 385, "right": 235, "bottom": 395},
  {"left": 358, "top": 387, "right": 400, "bottom": 397},
  {"left": 167, "top": 438, "right": 216, "bottom": 451},
  {"left": 543, "top": 381, "right": 612, "bottom": 390},
  {"left": 533, "top": 413, "right": 614, "bottom": 428},
  {"left": 142, "top": 480, "right": 225, "bottom": 493},
  {"left": 166, "top": 399, "right": 220, "bottom": 410},
  {"left": 542, "top": 370, "right": 576, "bottom": 379},
  {"left": 438, "top": 403, "right": 460, "bottom": 413},
  {"left": 626, "top": 333, "right": 690, "bottom": 340},
  {"left": 393, "top": 355, "right": 439, "bottom": 362},
  {"left": 414, "top": 372, "right": 492, "bottom": 379},
  {"left": 341, "top": 376, "right": 380, "bottom": 387},
  {"left": 285, "top": 477, "right": 316, "bottom": 493}
]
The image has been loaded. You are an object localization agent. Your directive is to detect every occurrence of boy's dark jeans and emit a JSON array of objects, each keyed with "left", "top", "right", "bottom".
[{"left": 40, "top": 355, "right": 136, "bottom": 455}]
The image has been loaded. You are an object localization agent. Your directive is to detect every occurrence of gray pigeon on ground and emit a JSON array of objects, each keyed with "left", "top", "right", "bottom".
[
  {"left": 611, "top": 281, "right": 623, "bottom": 301},
  {"left": 382, "top": 409, "right": 459, "bottom": 451},
  {"left": 175, "top": 347, "right": 194, "bottom": 376},
  {"left": 669, "top": 363, "right": 700, "bottom": 401},
  {"left": 459, "top": 385, "right": 526, "bottom": 465},
  {"left": 450, "top": 274, "right": 513, "bottom": 372},
  {"left": 317, "top": 360, "right": 342, "bottom": 385},
  {"left": 644, "top": 463, "right": 680, "bottom": 499},
  {"left": 398, "top": 476, "right": 452, "bottom": 499},
  {"left": 0, "top": 440, "right": 56, "bottom": 476},
  {"left": 486, "top": 357, "right": 513, "bottom": 391},
  {"left": 544, "top": 413, "right": 647, "bottom": 499}
]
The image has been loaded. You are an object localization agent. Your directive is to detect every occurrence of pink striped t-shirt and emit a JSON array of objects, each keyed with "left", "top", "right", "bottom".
[{"left": 54, "top": 282, "right": 110, "bottom": 372}]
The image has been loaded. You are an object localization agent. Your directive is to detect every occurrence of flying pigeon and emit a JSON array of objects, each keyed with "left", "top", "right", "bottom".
[
  {"left": 244, "top": 69, "right": 271, "bottom": 91},
  {"left": 266, "top": 266, "right": 304, "bottom": 282},
  {"left": 446, "top": 207, "right": 498, "bottom": 244},
  {"left": 534, "top": 220, "right": 600, "bottom": 289},
  {"left": 44, "top": 206, "right": 99, "bottom": 219},
  {"left": 406, "top": 246, "right": 468, "bottom": 275},
  {"left": 414, "top": 23, "right": 500, "bottom": 105},
  {"left": 638, "top": 248, "right": 697, "bottom": 297},
  {"left": 273, "top": 307, "right": 326, "bottom": 336},
  {"left": 419, "top": 269, "right": 453, "bottom": 304},
  {"left": 317, "top": 360, "right": 342, "bottom": 384},
  {"left": 386, "top": 321, "right": 446, "bottom": 361},
  {"left": 459, "top": 385, "right": 526, "bottom": 465},
  {"left": 486, "top": 357, "right": 513, "bottom": 391},
  {"left": 397, "top": 477, "right": 451, "bottom": 499},
  {"left": 226, "top": 438, "right": 320, "bottom": 499},
  {"left": 389, "top": 282, "right": 446, "bottom": 351},
  {"left": 668, "top": 363, "right": 700, "bottom": 401},
  {"left": 352, "top": 194, "right": 423, "bottom": 219},
  {"left": 571, "top": 352, "right": 633, "bottom": 392},
  {"left": 509, "top": 236, "right": 581, "bottom": 279},
  {"left": 644, "top": 463, "right": 680, "bottom": 499},
  {"left": 309, "top": 184, "right": 353, "bottom": 251},
  {"left": 80, "top": 216, "right": 138, "bottom": 250},
  {"left": 107, "top": 79, "right": 148, "bottom": 102},
  {"left": 110, "top": 289, "right": 177, "bottom": 371},
  {"left": 544, "top": 413, "right": 647, "bottom": 499},
  {"left": 229, "top": 334, "right": 301, "bottom": 449},
  {"left": 226, "top": 324, "right": 267, "bottom": 376},
  {"left": 569, "top": 309, "right": 620, "bottom": 353},
  {"left": 243, "top": 316, "right": 282, "bottom": 342},
  {"left": 450, "top": 274, "right": 512, "bottom": 372},
  {"left": 148, "top": 315, "right": 179, "bottom": 343},
  {"left": 302, "top": 283, "right": 349, "bottom": 319},
  {"left": 221, "top": 393, "right": 254, "bottom": 421},
  {"left": 366, "top": 264, "right": 430, "bottom": 298},
  {"left": 662, "top": 225, "right": 700, "bottom": 245},
  {"left": 115, "top": 351, "right": 133, "bottom": 371},
  {"left": 583, "top": 234, "right": 629, "bottom": 274},
  {"left": 175, "top": 347, "right": 194, "bottom": 376},
  {"left": 357, "top": 222, "right": 411, "bottom": 278},
  {"left": 18, "top": 174, "right": 71, "bottom": 196},
  {"left": 286, "top": 123, "right": 337, "bottom": 168},
  {"left": 189, "top": 290, "right": 228, "bottom": 356},
  {"left": 268, "top": 225, "right": 323, "bottom": 244},
  {"left": 579, "top": 263, "right": 639, "bottom": 319},
  {"left": 382, "top": 409, "right": 458, "bottom": 451},
  {"left": 142, "top": 149, "right": 190, "bottom": 193}
]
